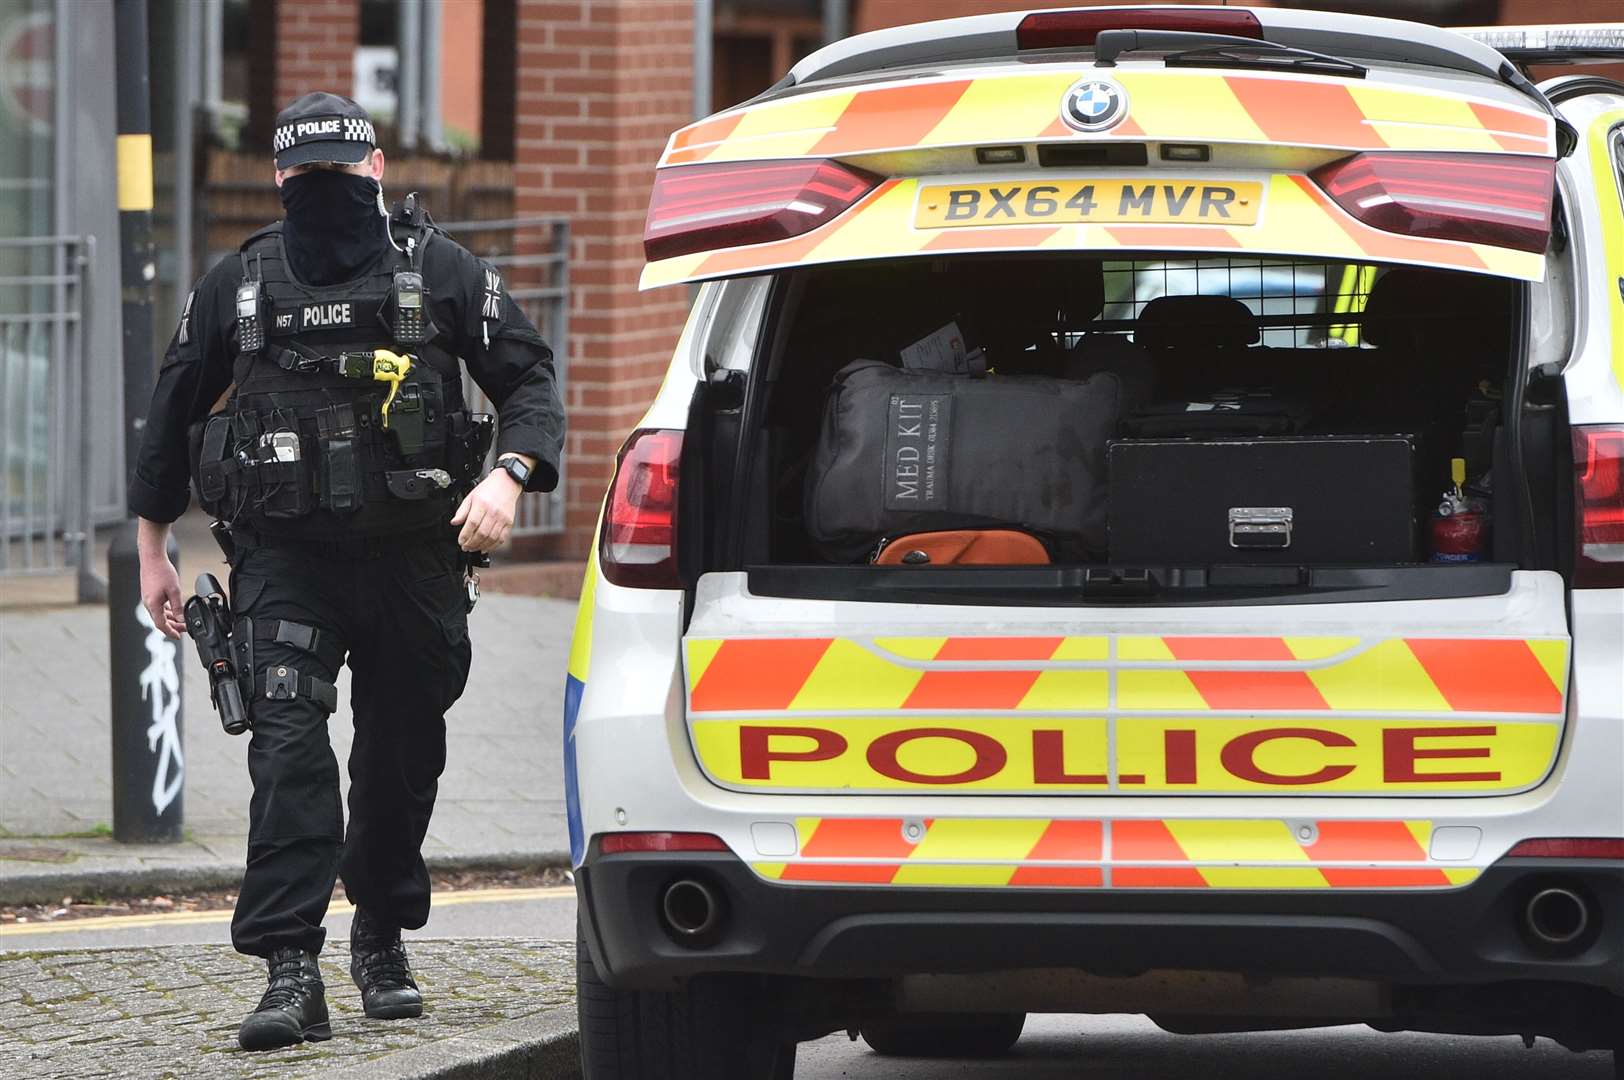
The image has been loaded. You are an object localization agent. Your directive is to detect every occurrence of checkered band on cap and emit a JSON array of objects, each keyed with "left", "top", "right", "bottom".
[{"left": 272, "top": 115, "right": 376, "bottom": 153}]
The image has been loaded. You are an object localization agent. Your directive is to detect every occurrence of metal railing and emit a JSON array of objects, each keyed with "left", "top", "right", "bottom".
[
  {"left": 439, "top": 215, "right": 570, "bottom": 538},
  {"left": 0, "top": 235, "right": 99, "bottom": 598}
]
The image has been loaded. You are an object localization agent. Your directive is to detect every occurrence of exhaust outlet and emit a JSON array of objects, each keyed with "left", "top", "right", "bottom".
[
  {"left": 661, "top": 878, "right": 722, "bottom": 940},
  {"left": 1524, "top": 887, "right": 1590, "bottom": 947}
]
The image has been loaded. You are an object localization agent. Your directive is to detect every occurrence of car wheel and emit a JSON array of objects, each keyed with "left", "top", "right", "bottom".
[
  {"left": 576, "top": 922, "right": 796, "bottom": 1079},
  {"left": 860, "top": 1012, "right": 1026, "bottom": 1057}
]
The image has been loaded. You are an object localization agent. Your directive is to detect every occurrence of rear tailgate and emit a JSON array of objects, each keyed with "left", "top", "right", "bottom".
[
  {"left": 683, "top": 571, "right": 1569, "bottom": 801},
  {"left": 641, "top": 64, "right": 1557, "bottom": 290}
]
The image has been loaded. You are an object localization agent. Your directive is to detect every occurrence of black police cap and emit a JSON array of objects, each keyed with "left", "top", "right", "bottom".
[{"left": 273, "top": 92, "right": 376, "bottom": 170}]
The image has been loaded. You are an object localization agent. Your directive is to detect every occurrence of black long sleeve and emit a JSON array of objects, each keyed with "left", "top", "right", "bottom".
[
  {"left": 127, "top": 257, "right": 241, "bottom": 523},
  {"left": 427, "top": 239, "right": 566, "bottom": 492}
]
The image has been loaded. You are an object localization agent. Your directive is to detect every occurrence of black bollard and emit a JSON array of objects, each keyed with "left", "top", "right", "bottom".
[
  {"left": 109, "top": 0, "right": 179, "bottom": 844},
  {"left": 109, "top": 525, "right": 184, "bottom": 843}
]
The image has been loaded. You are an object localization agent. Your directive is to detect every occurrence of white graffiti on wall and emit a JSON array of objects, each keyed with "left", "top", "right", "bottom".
[{"left": 134, "top": 601, "right": 184, "bottom": 815}]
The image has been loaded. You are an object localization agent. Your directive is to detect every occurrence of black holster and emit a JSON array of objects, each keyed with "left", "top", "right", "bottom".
[{"left": 184, "top": 574, "right": 251, "bottom": 735}]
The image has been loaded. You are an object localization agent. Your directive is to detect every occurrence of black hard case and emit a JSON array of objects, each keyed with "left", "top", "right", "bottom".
[{"left": 1107, "top": 436, "right": 1418, "bottom": 564}]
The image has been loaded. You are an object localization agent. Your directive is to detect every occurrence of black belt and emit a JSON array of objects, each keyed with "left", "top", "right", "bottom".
[{"left": 228, "top": 522, "right": 455, "bottom": 561}]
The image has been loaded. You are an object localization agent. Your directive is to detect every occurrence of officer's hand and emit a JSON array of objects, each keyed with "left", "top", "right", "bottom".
[
  {"left": 452, "top": 471, "right": 521, "bottom": 553},
  {"left": 140, "top": 556, "right": 187, "bottom": 640}
]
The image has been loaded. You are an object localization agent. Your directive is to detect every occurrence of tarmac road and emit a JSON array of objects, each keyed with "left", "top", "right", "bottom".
[
  {"left": 795, "top": 1016, "right": 1616, "bottom": 1079},
  {"left": 3, "top": 889, "right": 1614, "bottom": 1078}
]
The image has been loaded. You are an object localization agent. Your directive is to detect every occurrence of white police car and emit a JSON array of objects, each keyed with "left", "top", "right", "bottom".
[{"left": 565, "top": 8, "right": 1624, "bottom": 1077}]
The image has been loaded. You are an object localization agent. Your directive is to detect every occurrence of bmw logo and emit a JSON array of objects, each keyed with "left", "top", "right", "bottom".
[{"left": 1061, "top": 78, "right": 1128, "bottom": 132}]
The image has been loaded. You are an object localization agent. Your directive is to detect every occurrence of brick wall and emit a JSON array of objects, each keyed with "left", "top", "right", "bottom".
[
  {"left": 246, "top": 0, "right": 360, "bottom": 148},
  {"left": 513, "top": 0, "right": 695, "bottom": 556}
]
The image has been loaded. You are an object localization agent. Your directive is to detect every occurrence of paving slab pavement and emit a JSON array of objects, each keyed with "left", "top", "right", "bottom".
[
  {"left": 2, "top": 509, "right": 580, "bottom": 903},
  {"left": 0, "top": 938, "right": 578, "bottom": 1079}
]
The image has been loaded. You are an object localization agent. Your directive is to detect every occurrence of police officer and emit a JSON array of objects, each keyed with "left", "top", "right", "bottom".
[{"left": 129, "top": 93, "right": 564, "bottom": 1051}]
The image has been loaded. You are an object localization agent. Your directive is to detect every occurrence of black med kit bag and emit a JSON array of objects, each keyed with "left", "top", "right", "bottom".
[{"left": 804, "top": 359, "right": 1123, "bottom": 562}]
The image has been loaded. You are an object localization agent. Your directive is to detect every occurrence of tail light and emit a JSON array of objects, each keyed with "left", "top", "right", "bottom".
[
  {"left": 1573, "top": 425, "right": 1624, "bottom": 588},
  {"left": 1016, "top": 8, "right": 1261, "bottom": 49},
  {"left": 1507, "top": 838, "right": 1624, "bottom": 860},
  {"left": 1311, "top": 152, "right": 1555, "bottom": 254},
  {"left": 600, "top": 832, "right": 729, "bottom": 854},
  {"left": 644, "top": 159, "right": 881, "bottom": 262},
  {"left": 601, "top": 429, "right": 683, "bottom": 589}
]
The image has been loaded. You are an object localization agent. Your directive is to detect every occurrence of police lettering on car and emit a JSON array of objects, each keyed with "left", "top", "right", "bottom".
[{"left": 128, "top": 91, "right": 564, "bottom": 1052}]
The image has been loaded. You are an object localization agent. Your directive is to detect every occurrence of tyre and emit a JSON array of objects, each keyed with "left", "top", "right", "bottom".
[
  {"left": 859, "top": 1012, "right": 1026, "bottom": 1057},
  {"left": 576, "top": 924, "right": 796, "bottom": 1079}
]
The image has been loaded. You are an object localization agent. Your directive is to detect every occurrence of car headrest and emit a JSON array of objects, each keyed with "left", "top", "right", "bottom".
[
  {"left": 1134, "top": 295, "right": 1260, "bottom": 350},
  {"left": 954, "top": 258, "right": 1105, "bottom": 338},
  {"left": 1362, "top": 268, "right": 1510, "bottom": 348}
]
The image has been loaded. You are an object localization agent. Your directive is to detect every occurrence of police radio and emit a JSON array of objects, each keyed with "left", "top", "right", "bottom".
[
  {"left": 389, "top": 271, "right": 429, "bottom": 346},
  {"left": 236, "top": 280, "right": 266, "bottom": 353}
]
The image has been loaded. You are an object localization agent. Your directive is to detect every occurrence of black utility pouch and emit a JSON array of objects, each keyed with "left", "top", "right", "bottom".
[
  {"left": 253, "top": 410, "right": 314, "bottom": 519},
  {"left": 384, "top": 376, "right": 448, "bottom": 465},
  {"left": 315, "top": 404, "right": 363, "bottom": 513},
  {"left": 194, "top": 415, "right": 236, "bottom": 515},
  {"left": 188, "top": 418, "right": 211, "bottom": 512},
  {"left": 448, "top": 412, "right": 495, "bottom": 489}
]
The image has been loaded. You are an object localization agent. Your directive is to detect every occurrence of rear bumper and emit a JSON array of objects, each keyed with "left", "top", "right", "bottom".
[{"left": 576, "top": 850, "right": 1624, "bottom": 995}]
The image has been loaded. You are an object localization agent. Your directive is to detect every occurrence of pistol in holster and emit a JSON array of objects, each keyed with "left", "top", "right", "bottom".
[{"left": 184, "top": 573, "right": 251, "bottom": 735}]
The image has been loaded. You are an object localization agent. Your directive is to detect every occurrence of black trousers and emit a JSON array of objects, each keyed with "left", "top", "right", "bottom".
[{"left": 226, "top": 536, "right": 472, "bottom": 957}]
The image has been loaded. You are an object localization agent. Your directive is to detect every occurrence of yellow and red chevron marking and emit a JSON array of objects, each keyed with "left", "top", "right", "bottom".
[
  {"left": 661, "top": 69, "right": 1554, "bottom": 168},
  {"left": 750, "top": 816, "right": 1482, "bottom": 890},
  {"left": 640, "top": 171, "right": 1545, "bottom": 289},
  {"left": 684, "top": 635, "right": 1569, "bottom": 716},
  {"left": 686, "top": 635, "right": 1567, "bottom": 794}
]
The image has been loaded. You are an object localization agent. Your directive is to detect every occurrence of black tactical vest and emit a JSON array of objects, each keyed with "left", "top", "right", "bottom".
[{"left": 192, "top": 217, "right": 490, "bottom": 540}]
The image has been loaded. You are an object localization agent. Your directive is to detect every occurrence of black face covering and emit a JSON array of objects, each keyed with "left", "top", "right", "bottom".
[{"left": 279, "top": 170, "right": 390, "bottom": 287}]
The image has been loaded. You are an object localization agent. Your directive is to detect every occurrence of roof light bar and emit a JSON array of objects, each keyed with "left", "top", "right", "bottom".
[
  {"left": 645, "top": 159, "right": 881, "bottom": 262},
  {"left": 1311, "top": 152, "right": 1555, "bottom": 255},
  {"left": 1016, "top": 8, "right": 1261, "bottom": 50},
  {"left": 1457, "top": 24, "right": 1624, "bottom": 62}
]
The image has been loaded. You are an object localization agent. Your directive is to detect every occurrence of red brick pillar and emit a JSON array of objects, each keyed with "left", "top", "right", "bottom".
[
  {"left": 247, "top": 0, "right": 362, "bottom": 147},
  {"left": 514, "top": 0, "right": 695, "bottom": 557}
]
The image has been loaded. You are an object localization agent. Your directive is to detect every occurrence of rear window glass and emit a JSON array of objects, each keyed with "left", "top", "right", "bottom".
[{"left": 1097, "top": 258, "right": 1379, "bottom": 349}]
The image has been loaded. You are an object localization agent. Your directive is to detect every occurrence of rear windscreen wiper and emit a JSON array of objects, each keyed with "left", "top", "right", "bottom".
[
  {"left": 1162, "top": 44, "right": 1368, "bottom": 78},
  {"left": 1094, "top": 29, "right": 1368, "bottom": 79}
]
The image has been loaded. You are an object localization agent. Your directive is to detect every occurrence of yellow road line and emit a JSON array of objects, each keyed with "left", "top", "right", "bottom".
[{"left": 0, "top": 885, "right": 573, "bottom": 938}]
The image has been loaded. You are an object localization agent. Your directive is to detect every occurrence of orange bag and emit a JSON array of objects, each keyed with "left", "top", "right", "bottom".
[{"left": 873, "top": 530, "right": 1050, "bottom": 566}]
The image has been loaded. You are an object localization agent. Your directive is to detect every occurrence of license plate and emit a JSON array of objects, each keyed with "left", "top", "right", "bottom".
[{"left": 915, "top": 179, "right": 1263, "bottom": 229}]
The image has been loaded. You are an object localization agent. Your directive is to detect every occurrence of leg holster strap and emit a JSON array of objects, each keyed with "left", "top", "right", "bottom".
[
  {"left": 255, "top": 664, "right": 339, "bottom": 712},
  {"left": 235, "top": 616, "right": 345, "bottom": 675}
]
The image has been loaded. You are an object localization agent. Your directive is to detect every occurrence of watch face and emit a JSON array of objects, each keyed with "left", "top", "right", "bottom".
[{"left": 503, "top": 459, "right": 529, "bottom": 484}]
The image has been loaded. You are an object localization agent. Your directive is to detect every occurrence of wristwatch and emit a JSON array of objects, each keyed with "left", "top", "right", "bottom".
[{"left": 495, "top": 455, "right": 532, "bottom": 488}]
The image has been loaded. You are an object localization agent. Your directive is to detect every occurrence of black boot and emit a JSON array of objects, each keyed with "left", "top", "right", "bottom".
[
  {"left": 238, "top": 947, "right": 331, "bottom": 1050},
  {"left": 350, "top": 907, "right": 423, "bottom": 1019}
]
